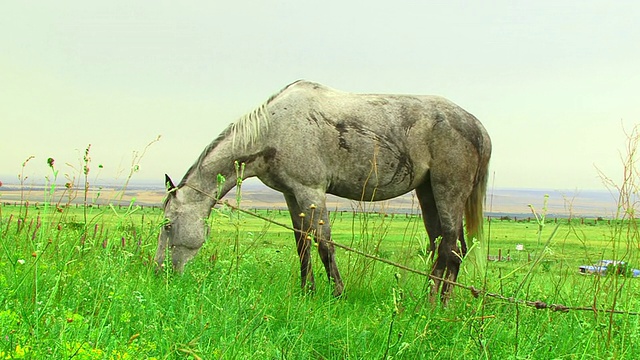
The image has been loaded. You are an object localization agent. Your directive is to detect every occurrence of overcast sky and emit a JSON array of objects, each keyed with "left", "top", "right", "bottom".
[{"left": 1, "top": 1, "right": 638, "bottom": 192}]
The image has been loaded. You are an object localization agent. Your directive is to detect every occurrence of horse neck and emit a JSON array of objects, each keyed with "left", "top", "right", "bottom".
[{"left": 180, "top": 137, "right": 256, "bottom": 209}]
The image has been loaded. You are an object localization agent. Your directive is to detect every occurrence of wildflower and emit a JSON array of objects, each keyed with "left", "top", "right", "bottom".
[
  {"left": 15, "top": 344, "right": 27, "bottom": 357},
  {"left": 65, "top": 182, "right": 72, "bottom": 189},
  {"left": 17, "top": 259, "right": 25, "bottom": 265},
  {"left": 299, "top": 212, "right": 306, "bottom": 218},
  {"left": 47, "top": 157, "right": 55, "bottom": 168}
]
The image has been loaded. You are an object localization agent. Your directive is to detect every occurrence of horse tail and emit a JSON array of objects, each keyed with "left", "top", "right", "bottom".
[
  {"left": 465, "top": 158, "right": 489, "bottom": 242},
  {"left": 464, "top": 134, "right": 491, "bottom": 269}
]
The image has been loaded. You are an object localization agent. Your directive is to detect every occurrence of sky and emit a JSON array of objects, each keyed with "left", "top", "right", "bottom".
[{"left": 1, "top": 1, "right": 639, "bottom": 191}]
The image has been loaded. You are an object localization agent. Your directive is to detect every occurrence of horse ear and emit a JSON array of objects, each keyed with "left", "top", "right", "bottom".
[{"left": 165, "top": 174, "right": 176, "bottom": 193}]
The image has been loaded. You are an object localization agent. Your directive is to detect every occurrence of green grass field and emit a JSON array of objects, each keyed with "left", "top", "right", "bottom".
[{"left": 1, "top": 197, "right": 640, "bottom": 359}]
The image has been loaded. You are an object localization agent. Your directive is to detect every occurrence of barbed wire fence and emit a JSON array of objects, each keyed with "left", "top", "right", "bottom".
[{"left": 221, "top": 200, "right": 640, "bottom": 317}]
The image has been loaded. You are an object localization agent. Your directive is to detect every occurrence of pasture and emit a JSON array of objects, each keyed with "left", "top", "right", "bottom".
[{"left": 1, "top": 195, "right": 639, "bottom": 359}]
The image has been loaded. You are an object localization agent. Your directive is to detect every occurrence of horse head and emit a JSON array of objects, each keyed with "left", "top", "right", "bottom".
[{"left": 155, "top": 174, "right": 210, "bottom": 274}]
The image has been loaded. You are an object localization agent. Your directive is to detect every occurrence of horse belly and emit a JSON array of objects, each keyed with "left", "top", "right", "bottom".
[{"left": 327, "top": 156, "right": 425, "bottom": 201}]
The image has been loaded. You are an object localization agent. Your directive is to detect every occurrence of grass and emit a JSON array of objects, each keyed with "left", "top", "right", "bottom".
[{"left": 2, "top": 199, "right": 640, "bottom": 359}]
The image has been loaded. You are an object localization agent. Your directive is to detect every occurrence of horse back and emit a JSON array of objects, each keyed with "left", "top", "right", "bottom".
[{"left": 258, "top": 81, "right": 488, "bottom": 201}]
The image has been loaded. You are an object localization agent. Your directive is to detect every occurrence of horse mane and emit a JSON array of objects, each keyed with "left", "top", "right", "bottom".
[
  {"left": 177, "top": 129, "right": 229, "bottom": 188},
  {"left": 229, "top": 80, "right": 304, "bottom": 149},
  {"left": 176, "top": 81, "right": 302, "bottom": 188},
  {"left": 229, "top": 101, "right": 271, "bottom": 150}
]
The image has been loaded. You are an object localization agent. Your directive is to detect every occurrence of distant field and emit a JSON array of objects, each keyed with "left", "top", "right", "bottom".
[{"left": 0, "top": 179, "right": 620, "bottom": 217}]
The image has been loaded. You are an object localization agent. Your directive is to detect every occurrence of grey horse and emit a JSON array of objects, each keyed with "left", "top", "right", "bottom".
[{"left": 155, "top": 80, "right": 491, "bottom": 302}]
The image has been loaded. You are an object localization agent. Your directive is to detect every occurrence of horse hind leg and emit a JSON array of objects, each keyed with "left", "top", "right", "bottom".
[
  {"left": 415, "top": 180, "right": 453, "bottom": 303},
  {"left": 415, "top": 178, "right": 467, "bottom": 260},
  {"left": 430, "top": 222, "right": 464, "bottom": 304},
  {"left": 459, "top": 228, "right": 467, "bottom": 257},
  {"left": 414, "top": 179, "right": 442, "bottom": 260},
  {"left": 426, "top": 177, "right": 472, "bottom": 303}
]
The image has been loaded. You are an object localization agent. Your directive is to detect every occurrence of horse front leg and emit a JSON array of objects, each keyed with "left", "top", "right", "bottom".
[
  {"left": 295, "top": 228, "right": 315, "bottom": 293},
  {"left": 290, "top": 191, "right": 344, "bottom": 297},
  {"left": 314, "top": 209, "right": 344, "bottom": 297},
  {"left": 285, "top": 194, "right": 315, "bottom": 293}
]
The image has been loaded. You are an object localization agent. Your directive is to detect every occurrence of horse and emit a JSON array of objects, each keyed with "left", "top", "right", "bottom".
[{"left": 155, "top": 80, "right": 491, "bottom": 302}]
